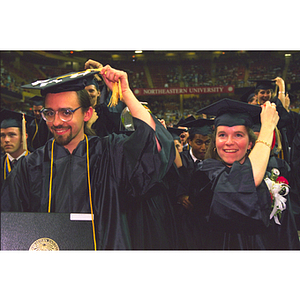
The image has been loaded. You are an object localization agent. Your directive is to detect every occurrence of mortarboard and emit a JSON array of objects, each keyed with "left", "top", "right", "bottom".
[
  {"left": 196, "top": 98, "right": 261, "bottom": 128},
  {"left": 30, "top": 96, "right": 44, "bottom": 107},
  {"left": 180, "top": 118, "right": 214, "bottom": 136},
  {"left": 250, "top": 79, "right": 276, "bottom": 90},
  {"left": 240, "top": 87, "right": 255, "bottom": 103},
  {"left": 167, "top": 127, "right": 187, "bottom": 139},
  {"left": 85, "top": 77, "right": 100, "bottom": 90},
  {"left": 176, "top": 115, "right": 196, "bottom": 127},
  {"left": 0, "top": 109, "right": 35, "bottom": 129},
  {"left": 22, "top": 69, "right": 101, "bottom": 96},
  {"left": 1, "top": 109, "right": 35, "bottom": 151},
  {"left": 251, "top": 122, "right": 261, "bottom": 133}
]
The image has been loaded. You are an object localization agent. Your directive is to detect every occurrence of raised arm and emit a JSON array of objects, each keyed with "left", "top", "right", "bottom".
[
  {"left": 248, "top": 101, "right": 279, "bottom": 186},
  {"left": 273, "top": 77, "right": 286, "bottom": 109},
  {"left": 84, "top": 60, "right": 156, "bottom": 130}
]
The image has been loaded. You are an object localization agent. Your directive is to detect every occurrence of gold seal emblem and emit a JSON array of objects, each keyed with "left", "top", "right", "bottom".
[{"left": 29, "top": 238, "right": 59, "bottom": 251}]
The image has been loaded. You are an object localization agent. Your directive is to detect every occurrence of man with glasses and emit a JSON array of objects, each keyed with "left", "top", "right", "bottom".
[{"left": 1, "top": 61, "right": 176, "bottom": 250}]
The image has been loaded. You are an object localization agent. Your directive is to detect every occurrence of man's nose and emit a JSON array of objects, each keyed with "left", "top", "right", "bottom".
[{"left": 52, "top": 112, "right": 63, "bottom": 126}]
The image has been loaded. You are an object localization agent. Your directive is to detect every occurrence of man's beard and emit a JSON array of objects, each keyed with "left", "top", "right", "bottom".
[{"left": 51, "top": 126, "right": 73, "bottom": 146}]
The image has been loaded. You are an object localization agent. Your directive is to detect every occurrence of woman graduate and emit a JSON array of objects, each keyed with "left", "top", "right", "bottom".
[
  {"left": 187, "top": 98, "right": 299, "bottom": 249},
  {"left": 1, "top": 61, "right": 175, "bottom": 250}
]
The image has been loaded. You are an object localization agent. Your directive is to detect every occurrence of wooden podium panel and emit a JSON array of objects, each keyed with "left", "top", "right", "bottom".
[{"left": 1, "top": 212, "right": 94, "bottom": 250}]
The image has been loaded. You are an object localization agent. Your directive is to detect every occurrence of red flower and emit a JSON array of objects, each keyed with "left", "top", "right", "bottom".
[{"left": 276, "top": 176, "right": 289, "bottom": 185}]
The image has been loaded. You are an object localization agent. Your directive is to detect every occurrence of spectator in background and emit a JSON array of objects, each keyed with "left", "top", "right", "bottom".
[
  {"left": 240, "top": 87, "right": 258, "bottom": 105},
  {"left": 27, "top": 96, "right": 53, "bottom": 150},
  {"left": 251, "top": 79, "right": 292, "bottom": 163},
  {"left": 84, "top": 70, "right": 126, "bottom": 137},
  {"left": 175, "top": 118, "right": 214, "bottom": 249},
  {"left": 0, "top": 109, "right": 33, "bottom": 184}
]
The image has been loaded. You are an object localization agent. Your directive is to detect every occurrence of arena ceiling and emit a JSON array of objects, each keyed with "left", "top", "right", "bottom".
[{"left": 2, "top": 50, "right": 299, "bottom": 67}]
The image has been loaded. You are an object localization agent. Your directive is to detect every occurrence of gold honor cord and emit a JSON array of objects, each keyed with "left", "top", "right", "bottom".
[
  {"left": 4, "top": 156, "right": 11, "bottom": 180},
  {"left": 31, "top": 119, "right": 39, "bottom": 147},
  {"left": 84, "top": 134, "right": 97, "bottom": 250},
  {"left": 4, "top": 150, "right": 29, "bottom": 180},
  {"left": 47, "top": 136, "right": 97, "bottom": 250},
  {"left": 48, "top": 139, "right": 55, "bottom": 213}
]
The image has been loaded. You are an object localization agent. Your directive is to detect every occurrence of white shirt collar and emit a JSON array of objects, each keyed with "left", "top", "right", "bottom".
[
  {"left": 7, "top": 150, "right": 27, "bottom": 162},
  {"left": 189, "top": 148, "right": 200, "bottom": 162}
]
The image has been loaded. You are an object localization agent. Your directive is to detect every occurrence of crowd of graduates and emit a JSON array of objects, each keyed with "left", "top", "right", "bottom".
[{"left": 1, "top": 57, "right": 300, "bottom": 250}]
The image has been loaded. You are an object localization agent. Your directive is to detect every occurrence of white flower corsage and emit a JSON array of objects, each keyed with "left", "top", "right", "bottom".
[{"left": 264, "top": 168, "right": 289, "bottom": 225}]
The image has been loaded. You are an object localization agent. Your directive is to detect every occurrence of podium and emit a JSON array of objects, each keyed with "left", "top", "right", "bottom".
[{"left": 1, "top": 212, "right": 94, "bottom": 250}]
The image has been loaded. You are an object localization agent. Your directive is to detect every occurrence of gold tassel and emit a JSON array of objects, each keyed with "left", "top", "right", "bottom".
[
  {"left": 22, "top": 114, "right": 27, "bottom": 151},
  {"left": 107, "top": 81, "right": 122, "bottom": 107},
  {"left": 87, "top": 68, "right": 122, "bottom": 107}
]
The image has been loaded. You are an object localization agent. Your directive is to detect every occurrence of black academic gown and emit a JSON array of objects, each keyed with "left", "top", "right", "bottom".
[
  {"left": 1, "top": 116, "right": 175, "bottom": 250},
  {"left": 180, "top": 150, "right": 196, "bottom": 175},
  {"left": 188, "top": 157, "right": 299, "bottom": 250},
  {"left": 27, "top": 118, "right": 53, "bottom": 150},
  {"left": 0, "top": 151, "right": 31, "bottom": 190},
  {"left": 174, "top": 150, "right": 203, "bottom": 249},
  {"left": 288, "top": 111, "right": 300, "bottom": 230},
  {"left": 273, "top": 96, "right": 293, "bottom": 163},
  {"left": 92, "top": 86, "right": 126, "bottom": 137},
  {"left": 126, "top": 163, "right": 180, "bottom": 250}
]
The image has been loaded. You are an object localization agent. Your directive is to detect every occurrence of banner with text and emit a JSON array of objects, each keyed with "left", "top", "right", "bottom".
[{"left": 133, "top": 85, "right": 234, "bottom": 96}]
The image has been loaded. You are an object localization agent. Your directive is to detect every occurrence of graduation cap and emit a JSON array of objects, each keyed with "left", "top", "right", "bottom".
[
  {"left": 250, "top": 79, "right": 276, "bottom": 90},
  {"left": 176, "top": 115, "right": 196, "bottom": 127},
  {"left": 180, "top": 118, "right": 214, "bottom": 136},
  {"left": 196, "top": 98, "right": 261, "bottom": 128},
  {"left": 0, "top": 109, "right": 34, "bottom": 129},
  {"left": 167, "top": 127, "right": 187, "bottom": 139},
  {"left": 85, "top": 76, "right": 101, "bottom": 90},
  {"left": 240, "top": 87, "right": 255, "bottom": 103},
  {"left": 0, "top": 109, "right": 35, "bottom": 151},
  {"left": 30, "top": 95, "right": 44, "bottom": 107},
  {"left": 22, "top": 69, "right": 101, "bottom": 96}
]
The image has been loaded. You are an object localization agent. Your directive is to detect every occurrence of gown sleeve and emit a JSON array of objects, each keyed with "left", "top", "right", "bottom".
[
  {"left": 115, "top": 114, "right": 176, "bottom": 197},
  {"left": 1, "top": 156, "right": 30, "bottom": 212},
  {"left": 204, "top": 158, "right": 271, "bottom": 232}
]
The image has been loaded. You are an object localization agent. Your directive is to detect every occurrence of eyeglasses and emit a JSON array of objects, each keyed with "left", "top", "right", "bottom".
[{"left": 41, "top": 106, "right": 82, "bottom": 122}]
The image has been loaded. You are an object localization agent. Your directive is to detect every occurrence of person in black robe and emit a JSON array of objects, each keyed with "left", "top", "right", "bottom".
[
  {"left": 288, "top": 107, "right": 300, "bottom": 231},
  {"left": 84, "top": 75, "right": 126, "bottom": 138},
  {"left": 0, "top": 109, "right": 33, "bottom": 186},
  {"left": 123, "top": 119, "right": 181, "bottom": 250},
  {"left": 174, "top": 118, "right": 214, "bottom": 249},
  {"left": 185, "top": 98, "right": 299, "bottom": 250},
  {"left": 1, "top": 61, "right": 176, "bottom": 250},
  {"left": 27, "top": 96, "right": 53, "bottom": 150},
  {"left": 251, "top": 79, "right": 292, "bottom": 163},
  {"left": 93, "top": 84, "right": 126, "bottom": 137}
]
